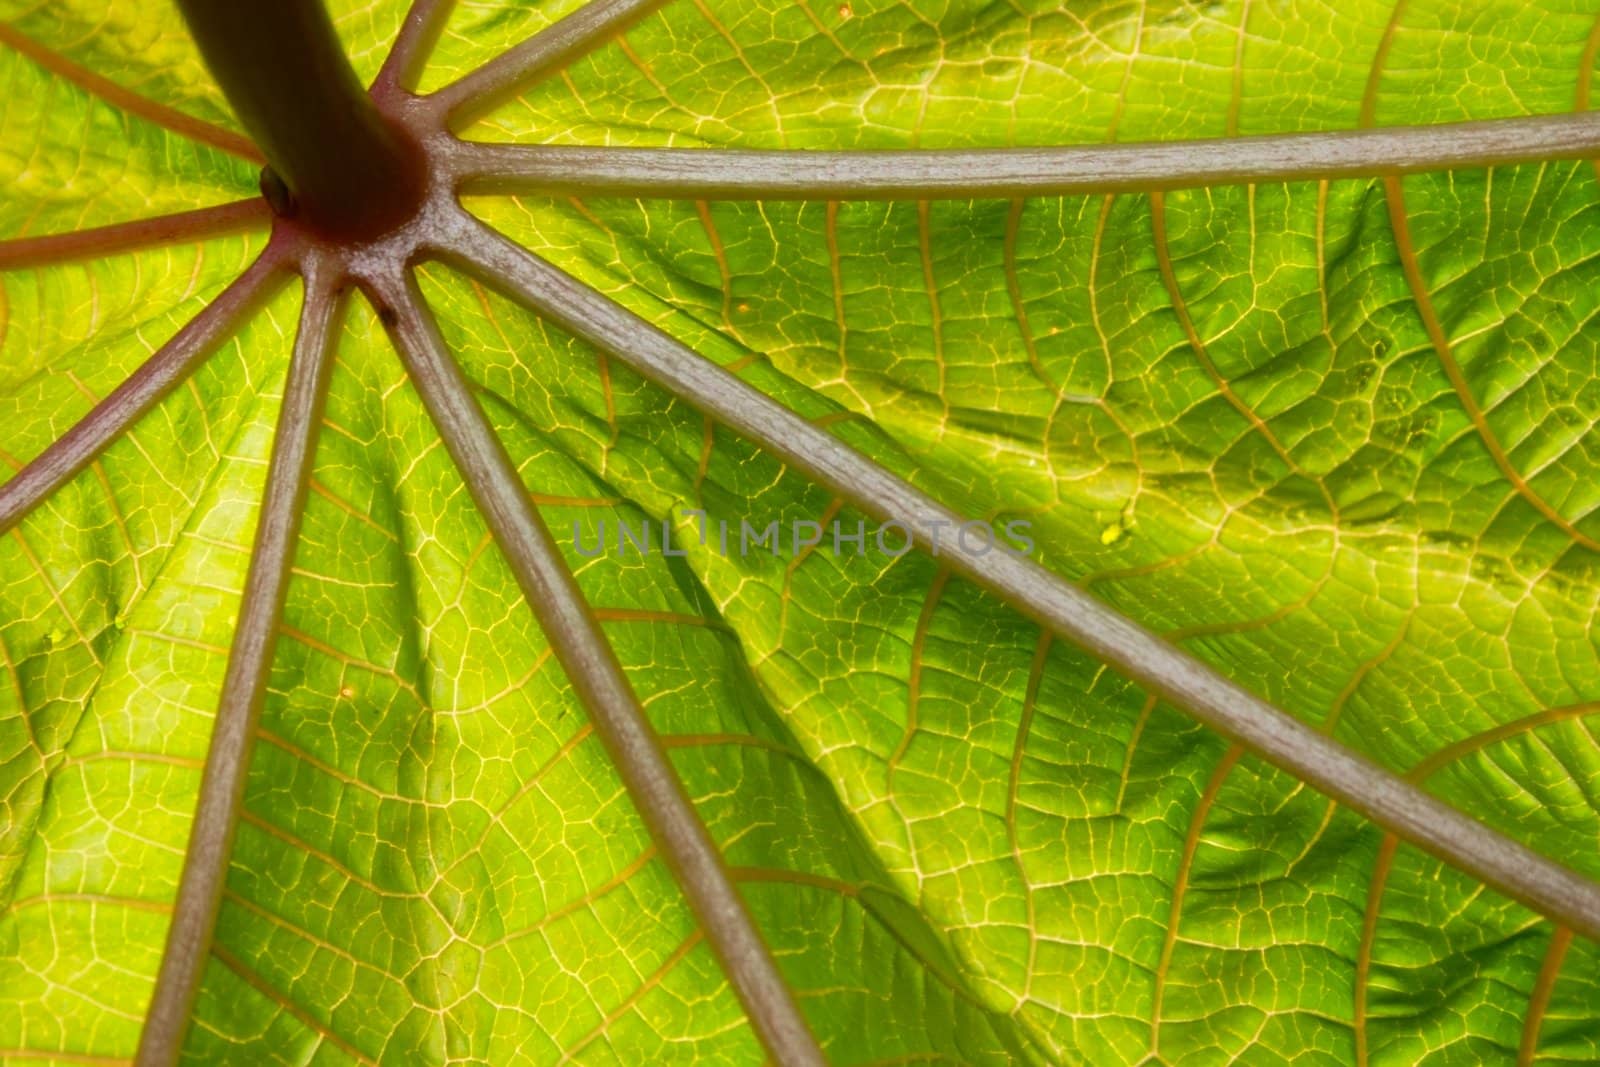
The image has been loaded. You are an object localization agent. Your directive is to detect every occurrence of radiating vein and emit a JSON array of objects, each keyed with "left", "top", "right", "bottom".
[
  {"left": 450, "top": 111, "right": 1600, "bottom": 198},
  {"left": 0, "top": 200, "right": 270, "bottom": 272},
  {"left": 427, "top": 0, "right": 671, "bottom": 123},
  {"left": 0, "top": 250, "right": 285, "bottom": 536},
  {"left": 136, "top": 258, "right": 343, "bottom": 1067},
  {"left": 365, "top": 266, "right": 825, "bottom": 1067},
  {"left": 0, "top": 20, "right": 262, "bottom": 163},
  {"left": 441, "top": 211, "right": 1600, "bottom": 944},
  {"left": 373, "top": 0, "right": 457, "bottom": 94}
]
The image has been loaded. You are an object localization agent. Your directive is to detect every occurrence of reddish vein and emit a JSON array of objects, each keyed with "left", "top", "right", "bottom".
[
  {"left": 0, "top": 20, "right": 262, "bottom": 163},
  {"left": 441, "top": 211, "right": 1600, "bottom": 943},
  {"left": 136, "top": 257, "right": 344, "bottom": 1067},
  {"left": 0, "top": 200, "right": 269, "bottom": 272},
  {"left": 0, "top": 249, "right": 285, "bottom": 536},
  {"left": 1383, "top": 175, "right": 1600, "bottom": 554},
  {"left": 1519, "top": 926, "right": 1574, "bottom": 1066},
  {"left": 1356, "top": 701, "right": 1600, "bottom": 1063},
  {"left": 449, "top": 111, "right": 1600, "bottom": 199},
  {"left": 366, "top": 266, "right": 826, "bottom": 1067}
]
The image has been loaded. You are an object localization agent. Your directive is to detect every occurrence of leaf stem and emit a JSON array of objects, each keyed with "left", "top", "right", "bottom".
[
  {"left": 449, "top": 111, "right": 1600, "bottom": 198},
  {"left": 425, "top": 0, "right": 670, "bottom": 125},
  {"left": 135, "top": 256, "right": 343, "bottom": 1067},
  {"left": 367, "top": 267, "right": 826, "bottom": 1067},
  {"left": 173, "top": 0, "right": 425, "bottom": 239},
  {"left": 441, "top": 213, "right": 1600, "bottom": 944},
  {"left": 0, "top": 250, "right": 285, "bottom": 536}
]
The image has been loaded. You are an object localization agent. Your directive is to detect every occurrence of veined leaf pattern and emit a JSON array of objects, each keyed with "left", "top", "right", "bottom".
[{"left": 1, "top": 0, "right": 1598, "bottom": 1064}]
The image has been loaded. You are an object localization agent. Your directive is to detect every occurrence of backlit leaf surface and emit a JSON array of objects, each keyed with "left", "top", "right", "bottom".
[{"left": 1, "top": 1, "right": 1599, "bottom": 1064}]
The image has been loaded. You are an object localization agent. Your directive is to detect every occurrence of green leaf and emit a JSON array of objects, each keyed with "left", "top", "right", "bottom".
[{"left": 3, "top": 1, "right": 1600, "bottom": 1064}]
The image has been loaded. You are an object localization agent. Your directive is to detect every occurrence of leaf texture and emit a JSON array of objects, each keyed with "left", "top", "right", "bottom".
[{"left": 3, "top": 0, "right": 1600, "bottom": 1064}]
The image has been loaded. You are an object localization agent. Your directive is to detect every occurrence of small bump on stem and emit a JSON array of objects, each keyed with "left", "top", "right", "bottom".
[{"left": 258, "top": 168, "right": 296, "bottom": 219}]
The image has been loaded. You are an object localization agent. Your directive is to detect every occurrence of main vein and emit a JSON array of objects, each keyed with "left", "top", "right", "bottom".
[
  {"left": 0, "top": 20, "right": 262, "bottom": 163},
  {"left": 449, "top": 110, "right": 1600, "bottom": 198},
  {"left": 367, "top": 264, "right": 826, "bottom": 1066},
  {"left": 441, "top": 212, "right": 1600, "bottom": 944},
  {"left": 137, "top": 257, "right": 343, "bottom": 1067},
  {"left": 425, "top": 0, "right": 670, "bottom": 124},
  {"left": 0, "top": 200, "right": 270, "bottom": 272},
  {"left": 374, "top": 0, "right": 458, "bottom": 94},
  {"left": 0, "top": 249, "right": 285, "bottom": 536}
]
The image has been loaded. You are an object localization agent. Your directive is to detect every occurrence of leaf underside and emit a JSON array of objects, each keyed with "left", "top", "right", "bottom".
[{"left": 2, "top": 1, "right": 1600, "bottom": 1066}]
